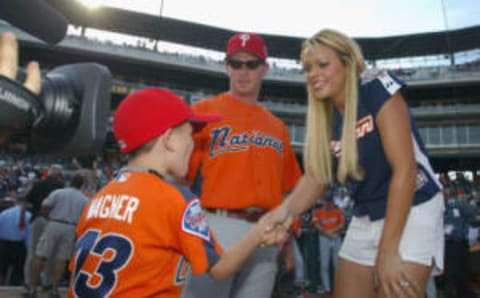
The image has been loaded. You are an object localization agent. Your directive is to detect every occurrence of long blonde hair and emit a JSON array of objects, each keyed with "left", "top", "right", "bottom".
[{"left": 301, "top": 29, "right": 366, "bottom": 184}]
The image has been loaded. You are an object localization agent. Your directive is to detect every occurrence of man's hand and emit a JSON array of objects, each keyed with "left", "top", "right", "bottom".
[{"left": 258, "top": 203, "right": 294, "bottom": 246}]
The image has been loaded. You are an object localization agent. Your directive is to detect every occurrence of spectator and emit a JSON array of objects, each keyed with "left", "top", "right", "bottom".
[
  {"left": 291, "top": 215, "right": 308, "bottom": 289},
  {"left": 311, "top": 195, "right": 344, "bottom": 296},
  {"left": 444, "top": 189, "right": 477, "bottom": 298},
  {"left": 468, "top": 236, "right": 480, "bottom": 294},
  {"left": 0, "top": 192, "right": 31, "bottom": 285},
  {"left": 23, "top": 164, "right": 64, "bottom": 291},
  {"left": 24, "top": 174, "right": 89, "bottom": 298}
]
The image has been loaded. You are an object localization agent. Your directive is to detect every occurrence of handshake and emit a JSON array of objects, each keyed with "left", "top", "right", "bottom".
[{"left": 253, "top": 204, "right": 294, "bottom": 248}]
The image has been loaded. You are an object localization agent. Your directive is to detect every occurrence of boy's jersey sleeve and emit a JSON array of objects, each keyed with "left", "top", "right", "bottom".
[{"left": 174, "top": 186, "right": 223, "bottom": 275}]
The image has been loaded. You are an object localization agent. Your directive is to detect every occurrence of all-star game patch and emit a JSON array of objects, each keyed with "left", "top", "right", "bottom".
[{"left": 182, "top": 199, "right": 211, "bottom": 241}]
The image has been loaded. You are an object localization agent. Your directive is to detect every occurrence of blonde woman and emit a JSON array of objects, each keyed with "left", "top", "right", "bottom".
[{"left": 264, "top": 29, "right": 444, "bottom": 297}]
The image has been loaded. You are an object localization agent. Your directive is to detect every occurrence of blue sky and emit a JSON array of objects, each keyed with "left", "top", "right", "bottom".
[{"left": 79, "top": 0, "right": 480, "bottom": 37}]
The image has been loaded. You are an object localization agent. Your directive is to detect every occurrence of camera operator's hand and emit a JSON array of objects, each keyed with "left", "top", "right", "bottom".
[
  {"left": 0, "top": 31, "right": 111, "bottom": 153},
  {"left": 0, "top": 32, "right": 41, "bottom": 94},
  {"left": 0, "top": 32, "right": 41, "bottom": 145}
]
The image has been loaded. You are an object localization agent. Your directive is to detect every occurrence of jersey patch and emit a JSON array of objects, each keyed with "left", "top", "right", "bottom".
[
  {"left": 182, "top": 199, "right": 211, "bottom": 241},
  {"left": 361, "top": 69, "right": 401, "bottom": 96},
  {"left": 377, "top": 72, "right": 401, "bottom": 95}
]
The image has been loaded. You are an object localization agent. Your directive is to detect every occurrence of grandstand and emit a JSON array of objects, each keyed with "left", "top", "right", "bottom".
[{"left": 1, "top": 1, "right": 480, "bottom": 173}]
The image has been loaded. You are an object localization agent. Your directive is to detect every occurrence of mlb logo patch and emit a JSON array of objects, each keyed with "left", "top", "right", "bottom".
[
  {"left": 182, "top": 199, "right": 211, "bottom": 241},
  {"left": 116, "top": 173, "right": 130, "bottom": 183}
]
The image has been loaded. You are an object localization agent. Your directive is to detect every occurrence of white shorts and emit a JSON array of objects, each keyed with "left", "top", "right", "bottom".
[{"left": 338, "top": 192, "right": 445, "bottom": 275}]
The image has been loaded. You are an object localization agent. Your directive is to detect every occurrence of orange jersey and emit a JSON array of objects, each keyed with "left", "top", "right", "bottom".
[
  {"left": 187, "top": 93, "right": 302, "bottom": 210},
  {"left": 69, "top": 171, "right": 222, "bottom": 298},
  {"left": 312, "top": 208, "right": 344, "bottom": 232}
]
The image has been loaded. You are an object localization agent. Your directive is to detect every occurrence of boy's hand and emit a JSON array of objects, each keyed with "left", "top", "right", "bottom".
[
  {"left": 260, "top": 203, "right": 294, "bottom": 245},
  {"left": 256, "top": 213, "right": 291, "bottom": 247}
]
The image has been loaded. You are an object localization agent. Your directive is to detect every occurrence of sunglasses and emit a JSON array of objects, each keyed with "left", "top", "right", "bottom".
[{"left": 226, "top": 59, "right": 265, "bottom": 70}]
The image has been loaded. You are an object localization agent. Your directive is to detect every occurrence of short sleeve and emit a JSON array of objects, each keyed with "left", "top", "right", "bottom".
[
  {"left": 174, "top": 188, "right": 223, "bottom": 275},
  {"left": 360, "top": 69, "right": 405, "bottom": 117},
  {"left": 41, "top": 189, "right": 59, "bottom": 207},
  {"left": 187, "top": 100, "right": 212, "bottom": 185}
]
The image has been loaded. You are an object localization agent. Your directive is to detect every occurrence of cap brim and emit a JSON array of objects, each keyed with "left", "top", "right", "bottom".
[
  {"left": 189, "top": 113, "right": 222, "bottom": 132},
  {"left": 226, "top": 50, "right": 266, "bottom": 61}
]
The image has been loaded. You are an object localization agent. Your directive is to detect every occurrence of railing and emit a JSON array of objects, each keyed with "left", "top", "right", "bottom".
[
  {"left": 262, "top": 102, "right": 480, "bottom": 118},
  {"left": 287, "top": 123, "right": 480, "bottom": 149}
]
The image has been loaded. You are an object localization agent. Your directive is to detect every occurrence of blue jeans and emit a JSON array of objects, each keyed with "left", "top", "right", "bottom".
[{"left": 319, "top": 235, "right": 341, "bottom": 291}]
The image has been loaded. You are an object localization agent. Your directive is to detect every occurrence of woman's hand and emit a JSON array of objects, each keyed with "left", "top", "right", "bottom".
[
  {"left": 259, "top": 203, "right": 294, "bottom": 246},
  {"left": 374, "top": 250, "right": 420, "bottom": 298}
]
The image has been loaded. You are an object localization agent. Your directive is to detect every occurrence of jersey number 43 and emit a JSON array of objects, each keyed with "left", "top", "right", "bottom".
[{"left": 71, "top": 229, "right": 134, "bottom": 298}]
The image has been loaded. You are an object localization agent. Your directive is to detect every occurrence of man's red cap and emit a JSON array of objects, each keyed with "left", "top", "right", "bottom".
[
  {"left": 113, "top": 88, "right": 220, "bottom": 153},
  {"left": 226, "top": 32, "right": 267, "bottom": 61}
]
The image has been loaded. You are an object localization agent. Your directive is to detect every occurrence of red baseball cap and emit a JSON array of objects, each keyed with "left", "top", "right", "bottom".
[
  {"left": 113, "top": 88, "right": 220, "bottom": 153},
  {"left": 226, "top": 32, "right": 267, "bottom": 61}
]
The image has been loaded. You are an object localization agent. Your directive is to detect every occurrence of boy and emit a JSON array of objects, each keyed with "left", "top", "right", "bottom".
[{"left": 68, "top": 88, "right": 275, "bottom": 298}]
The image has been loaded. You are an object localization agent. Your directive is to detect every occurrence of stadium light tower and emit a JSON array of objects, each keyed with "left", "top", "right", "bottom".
[
  {"left": 440, "top": 0, "right": 455, "bottom": 65},
  {"left": 160, "top": 0, "right": 165, "bottom": 17}
]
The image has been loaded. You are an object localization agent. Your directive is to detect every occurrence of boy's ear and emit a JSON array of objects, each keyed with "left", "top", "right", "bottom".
[{"left": 162, "top": 128, "right": 175, "bottom": 151}]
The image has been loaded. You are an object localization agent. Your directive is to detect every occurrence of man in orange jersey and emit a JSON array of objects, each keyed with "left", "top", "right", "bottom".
[
  {"left": 67, "top": 88, "right": 278, "bottom": 298},
  {"left": 182, "top": 32, "right": 302, "bottom": 298},
  {"left": 311, "top": 194, "right": 345, "bottom": 295}
]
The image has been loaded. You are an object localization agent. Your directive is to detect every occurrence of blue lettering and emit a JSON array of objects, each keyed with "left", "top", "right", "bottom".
[
  {"left": 231, "top": 135, "right": 242, "bottom": 145},
  {"left": 208, "top": 126, "right": 284, "bottom": 158}
]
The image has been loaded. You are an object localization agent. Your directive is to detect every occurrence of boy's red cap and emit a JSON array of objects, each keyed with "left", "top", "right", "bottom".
[
  {"left": 113, "top": 88, "right": 220, "bottom": 153},
  {"left": 226, "top": 32, "right": 267, "bottom": 61}
]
